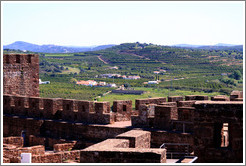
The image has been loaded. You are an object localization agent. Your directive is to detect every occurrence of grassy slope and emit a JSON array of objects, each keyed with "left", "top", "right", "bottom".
[
  {"left": 61, "top": 66, "right": 80, "bottom": 74},
  {"left": 40, "top": 82, "right": 114, "bottom": 101},
  {"left": 39, "top": 43, "right": 243, "bottom": 102},
  {"left": 97, "top": 87, "right": 221, "bottom": 109}
]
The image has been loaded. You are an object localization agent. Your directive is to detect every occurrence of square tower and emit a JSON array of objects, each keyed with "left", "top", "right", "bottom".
[{"left": 3, "top": 54, "right": 39, "bottom": 97}]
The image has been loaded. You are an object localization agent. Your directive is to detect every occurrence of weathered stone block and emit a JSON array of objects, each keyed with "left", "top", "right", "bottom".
[
  {"left": 178, "top": 107, "right": 195, "bottom": 121},
  {"left": 154, "top": 105, "right": 178, "bottom": 130},
  {"left": 77, "top": 100, "right": 93, "bottom": 122},
  {"left": 177, "top": 101, "right": 195, "bottom": 107},
  {"left": 230, "top": 91, "right": 243, "bottom": 101},
  {"left": 62, "top": 99, "right": 77, "bottom": 121},
  {"left": 3, "top": 136, "right": 23, "bottom": 147},
  {"left": 168, "top": 96, "right": 183, "bottom": 102},
  {"left": 95, "top": 102, "right": 110, "bottom": 114},
  {"left": 116, "top": 130, "right": 151, "bottom": 148},
  {"left": 194, "top": 101, "right": 243, "bottom": 163},
  {"left": 113, "top": 100, "right": 132, "bottom": 121},
  {"left": 211, "top": 95, "right": 229, "bottom": 101},
  {"left": 3, "top": 94, "right": 14, "bottom": 114}
]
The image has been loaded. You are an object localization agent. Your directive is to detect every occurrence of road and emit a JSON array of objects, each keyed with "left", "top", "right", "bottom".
[{"left": 97, "top": 55, "right": 108, "bottom": 64}]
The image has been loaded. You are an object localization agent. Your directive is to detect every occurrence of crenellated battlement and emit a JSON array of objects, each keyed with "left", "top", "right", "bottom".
[
  {"left": 3, "top": 54, "right": 39, "bottom": 65},
  {"left": 3, "top": 90, "right": 243, "bottom": 127},
  {"left": 135, "top": 97, "right": 166, "bottom": 110},
  {"left": 3, "top": 95, "right": 113, "bottom": 124},
  {"left": 132, "top": 92, "right": 243, "bottom": 132}
]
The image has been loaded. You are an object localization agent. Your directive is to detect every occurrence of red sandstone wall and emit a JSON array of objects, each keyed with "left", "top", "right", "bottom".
[
  {"left": 150, "top": 130, "right": 194, "bottom": 148},
  {"left": 135, "top": 97, "right": 166, "bottom": 110},
  {"left": 81, "top": 131, "right": 166, "bottom": 163},
  {"left": 3, "top": 145, "right": 45, "bottom": 163},
  {"left": 116, "top": 130, "right": 151, "bottom": 148},
  {"left": 3, "top": 54, "right": 39, "bottom": 97},
  {"left": 194, "top": 101, "right": 243, "bottom": 163},
  {"left": 185, "top": 95, "right": 208, "bottom": 101},
  {"left": 3, "top": 95, "right": 115, "bottom": 125},
  {"left": 80, "top": 148, "right": 166, "bottom": 163},
  {"left": 3, "top": 141, "right": 80, "bottom": 163},
  {"left": 3, "top": 137, "right": 23, "bottom": 147},
  {"left": 230, "top": 91, "right": 243, "bottom": 101},
  {"left": 113, "top": 100, "right": 132, "bottom": 121},
  {"left": 153, "top": 105, "right": 178, "bottom": 130},
  {"left": 53, "top": 142, "right": 76, "bottom": 152},
  {"left": 3, "top": 115, "right": 128, "bottom": 142}
]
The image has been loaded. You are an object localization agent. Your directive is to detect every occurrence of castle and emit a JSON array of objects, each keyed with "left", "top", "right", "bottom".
[{"left": 3, "top": 54, "right": 243, "bottom": 163}]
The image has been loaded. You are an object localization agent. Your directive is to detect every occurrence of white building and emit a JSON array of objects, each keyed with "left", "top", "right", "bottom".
[
  {"left": 76, "top": 80, "right": 97, "bottom": 86},
  {"left": 98, "top": 82, "right": 107, "bottom": 86},
  {"left": 108, "top": 83, "right": 117, "bottom": 87},
  {"left": 109, "top": 66, "right": 119, "bottom": 70},
  {"left": 148, "top": 81, "right": 159, "bottom": 84},
  {"left": 153, "top": 71, "right": 160, "bottom": 74},
  {"left": 88, "top": 80, "right": 98, "bottom": 86},
  {"left": 101, "top": 74, "right": 121, "bottom": 78},
  {"left": 124, "top": 76, "right": 141, "bottom": 80},
  {"left": 39, "top": 79, "right": 50, "bottom": 84}
]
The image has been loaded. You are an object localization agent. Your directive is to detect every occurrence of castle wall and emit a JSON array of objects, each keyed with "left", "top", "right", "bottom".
[
  {"left": 135, "top": 97, "right": 166, "bottom": 110},
  {"left": 80, "top": 130, "right": 166, "bottom": 163},
  {"left": 116, "top": 130, "right": 150, "bottom": 148},
  {"left": 168, "top": 96, "right": 183, "bottom": 102},
  {"left": 185, "top": 95, "right": 209, "bottom": 101},
  {"left": 230, "top": 91, "right": 243, "bottom": 101},
  {"left": 153, "top": 105, "right": 178, "bottom": 130},
  {"left": 3, "top": 95, "right": 114, "bottom": 125},
  {"left": 150, "top": 130, "right": 194, "bottom": 150},
  {"left": 113, "top": 100, "right": 132, "bottom": 121},
  {"left": 3, "top": 141, "right": 80, "bottom": 163},
  {"left": 211, "top": 95, "right": 230, "bottom": 101},
  {"left": 3, "top": 115, "right": 128, "bottom": 142},
  {"left": 3, "top": 137, "right": 23, "bottom": 147},
  {"left": 3, "top": 54, "right": 39, "bottom": 97},
  {"left": 193, "top": 101, "right": 243, "bottom": 163}
]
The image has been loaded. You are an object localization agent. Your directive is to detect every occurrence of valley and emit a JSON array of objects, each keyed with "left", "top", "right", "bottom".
[{"left": 4, "top": 42, "right": 243, "bottom": 106}]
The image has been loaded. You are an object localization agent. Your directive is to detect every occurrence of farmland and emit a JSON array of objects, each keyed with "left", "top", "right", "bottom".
[{"left": 36, "top": 42, "right": 243, "bottom": 101}]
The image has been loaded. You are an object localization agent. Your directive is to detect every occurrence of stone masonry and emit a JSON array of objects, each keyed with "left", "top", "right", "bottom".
[
  {"left": 113, "top": 100, "right": 132, "bottom": 121},
  {"left": 3, "top": 54, "right": 39, "bottom": 97},
  {"left": 193, "top": 101, "right": 243, "bottom": 163}
]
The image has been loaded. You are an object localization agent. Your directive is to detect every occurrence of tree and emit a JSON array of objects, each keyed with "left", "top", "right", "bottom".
[
  {"left": 70, "top": 78, "right": 77, "bottom": 84},
  {"left": 229, "top": 70, "right": 242, "bottom": 80},
  {"left": 233, "top": 70, "right": 242, "bottom": 80}
]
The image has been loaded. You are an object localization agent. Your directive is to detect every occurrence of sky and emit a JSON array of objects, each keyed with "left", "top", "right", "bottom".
[{"left": 1, "top": 1, "right": 245, "bottom": 46}]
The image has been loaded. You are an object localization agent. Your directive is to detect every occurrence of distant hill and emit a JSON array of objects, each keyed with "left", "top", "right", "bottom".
[
  {"left": 173, "top": 44, "right": 205, "bottom": 48},
  {"left": 197, "top": 45, "right": 243, "bottom": 51},
  {"left": 214, "top": 43, "right": 238, "bottom": 47},
  {"left": 3, "top": 41, "right": 115, "bottom": 53},
  {"left": 173, "top": 43, "right": 243, "bottom": 51}
]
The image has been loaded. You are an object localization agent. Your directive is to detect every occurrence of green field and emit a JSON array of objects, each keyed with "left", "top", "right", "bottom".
[
  {"left": 61, "top": 66, "right": 80, "bottom": 74},
  {"left": 97, "top": 87, "right": 221, "bottom": 109},
  {"left": 40, "top": 82, "right": 114, "bottom": 101},
  {"left": 45, "top": 53, "right": 74, "bottom": 57},
  {"left": 37, "top": 42, "right": 243, "bottom": 104}
]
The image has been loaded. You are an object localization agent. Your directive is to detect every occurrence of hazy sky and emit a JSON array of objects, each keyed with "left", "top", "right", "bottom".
[{"left": 2, "top": 1, "right": 245, "bottom": 46}]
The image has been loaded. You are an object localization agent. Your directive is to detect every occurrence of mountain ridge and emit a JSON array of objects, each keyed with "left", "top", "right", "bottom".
[
  {"left": 4, "top": 41, "right": 243, "bottom": 53},
  {"left": 3, "top": 41, "right": 115, "bottom": 53}
]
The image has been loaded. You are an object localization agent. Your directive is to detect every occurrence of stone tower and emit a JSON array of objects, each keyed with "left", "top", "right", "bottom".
[{"left": 3, "top": 54, "right": 39, "bottom": 97}]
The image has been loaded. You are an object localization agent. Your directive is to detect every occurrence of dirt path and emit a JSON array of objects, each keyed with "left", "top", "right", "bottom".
[
  {"left": 97, "top": 55, "right": 108, "bottom": 64},
  {"left": 119, "top": 51, "right": 150, "bottom": 60},
  {"left": 119, "top": 51, "right": 168, "bottom": 63}
]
